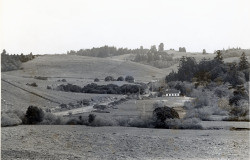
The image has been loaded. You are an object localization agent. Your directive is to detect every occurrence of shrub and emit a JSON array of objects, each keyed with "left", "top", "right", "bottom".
[
  {"left": 218, "top": 98, "right": 231, "bottom": 111},
  {"left": 89, "top": 116, "right": 117, "bottom": 126},
  {"left": 88, "top": 114, "right": 96, "bottom": 123},
  {"left": 61, "top": 79, "right": 67, "bottom": 82},
  {"left": 165, "top": 118, "right": 202, "bottom": 129},
  {"left": 24, "top": 106, "right": 45, "bottom": 124},
  {"left": 128, "top": 117, "right": 154, "bottom": 128},
  {"left": 93, "top": 104, "right": 107, "bottom": 110},
  {"left": 26, "top": 82, "right": 38, "bottom": 87},
  {"left": 125, "top": 75, "right": 135, "bottom": 83},
  {"left": 77, "top": 99, "right": 91, "bottom": 106},
  {"left": 1, "top": 111, "right": 23, "bottom": 127},
  {"left": 105, "top": 76, "right": 115, "bottom": 81},
  {"left": 229, "top": 100, "right": 249, "bottom": 118},
  {"left": 153, "top": 106, "right": 179, "bottom": 128},
  {"left": 117, "top": 76, "right": 124, "bottom": 81},
  {"left": 185, "top": 107, "right": 213, "bottom": 121},
  {"left": 34, "top": 76, "right": 48, "bottom": 80},
  {"left": 94, "top": 78, "right": 100, "bottom": 82},
  {"left": 40, "top": 113, "right": 64, "bottom": 125},
  {"left": 47, "top": 85, "right": 52, "bottom": 89}
]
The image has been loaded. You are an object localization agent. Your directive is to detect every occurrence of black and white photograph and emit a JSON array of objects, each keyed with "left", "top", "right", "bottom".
[{"left": 1, "top": 0, "right": 250, "bottom": 159}]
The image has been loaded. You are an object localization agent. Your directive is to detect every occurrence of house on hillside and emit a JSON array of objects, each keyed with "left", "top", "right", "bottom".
[{"left": 165, "top": 89, "right": 180, "bottom": 97}]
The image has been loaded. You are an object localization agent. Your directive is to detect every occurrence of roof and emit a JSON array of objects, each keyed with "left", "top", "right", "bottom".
[{"left": 165, "top": 89, "right": 180, "bottom": 93}]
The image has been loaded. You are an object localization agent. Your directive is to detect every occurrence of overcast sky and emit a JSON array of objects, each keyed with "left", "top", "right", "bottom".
[{"left": 0, "top": 0, "right": 250, "bottom": 54}]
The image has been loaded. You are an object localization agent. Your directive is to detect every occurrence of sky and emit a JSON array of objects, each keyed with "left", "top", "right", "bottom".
[{"left": 0, "top": 0, "right": 250, "bottom": 54}]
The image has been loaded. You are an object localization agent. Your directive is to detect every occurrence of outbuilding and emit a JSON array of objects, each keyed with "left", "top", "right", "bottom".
[{"left": 165, "top": 89, "right": 180, "bottom": 97}]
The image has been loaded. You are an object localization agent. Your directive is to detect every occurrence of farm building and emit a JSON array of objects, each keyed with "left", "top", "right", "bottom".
[{"left": 165, "top": 89, "right": 180, "bottom": 97}]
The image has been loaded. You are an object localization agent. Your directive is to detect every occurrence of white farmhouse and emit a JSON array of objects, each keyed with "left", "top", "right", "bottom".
[{"left": 165, "top": 89, "right": 180, "bottom": 97}]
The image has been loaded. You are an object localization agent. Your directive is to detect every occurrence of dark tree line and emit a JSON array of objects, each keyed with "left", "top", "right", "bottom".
[
  {"left": 166, "top": 51, "right": 249, "bottom": 85},
  {"left": 1, "top": 49, "right": 35, "bottom": 71},
  {"left": 56, "top": 83, "right": 147, "bottom": 95}
]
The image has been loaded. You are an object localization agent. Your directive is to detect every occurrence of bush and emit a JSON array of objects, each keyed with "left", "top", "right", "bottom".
[
  {"left": 88, "top": 114, "right": 96, "bottom": 123},
  {"left": 89, "top": 116, "right": 117, "bottom": 126},
  {"left": 1, "top": 111, "right": 23, "bottom": 127},
  {"left": 26, "top": 82, "right": 38, "bottom": 87},
  {"left": 77, "top": 99, "right": 90, "bottom": 106},
  {"left": 117, "top": 76, "right": 124, "bottom": 81},
  {"left": 229, "top": 100, "right": 249, "bottom": 118},
  {"left": 47, "top": 85, "right": 52, "bottom": 89},
  {"left": 34, "top": 76, "right": 48, "bottom": 80},
  {"left": 94, "top": 78, "right": 100, "bottom": 82},
  {"left": 185, "top": 107, "right": 213, "bottom": 121},
  {"left": 153, "top": 106, "right": 179, "bottom": 128},
  {"left": 125, "top": 75, "right": 134, "bottom": 83},
  {"left": 165, "top": 118, "right": 202, "bottom": 129},
  {"left": 105, "top": 76, "right": 115, "bottom": 81},
  {"left": 93, "top": 104, "right": 107, "bottom": 110},
  {"left": 24, "top": 106, "right": 45, "bottom": 124},
  {"left": 128, "top": 117, "right": 154, "bottom": 128},
  {"left": 40, "top": 113, "right": 64, "bottom": 125}
]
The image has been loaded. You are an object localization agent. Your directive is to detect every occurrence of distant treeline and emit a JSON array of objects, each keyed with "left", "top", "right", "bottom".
[
  {"left": 67, "top": 44, "right": 183, "bottom": 68},
  {"left": 67, "top": 45, "right": 149, "bottom": 58},
  {"left": 66, "top": 44, "right": 172, "bottom": 58},
  {"left": 1, "top": 49, "right": 35, "bottom": 72}
]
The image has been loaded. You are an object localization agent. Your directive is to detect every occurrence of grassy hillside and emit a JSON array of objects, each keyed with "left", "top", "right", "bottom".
[
  {"left": 1, "top": 55, "right": 165, "bottom": 112},
  {"left": 7, "top": 55, "right": 165, "bottom": 82}
]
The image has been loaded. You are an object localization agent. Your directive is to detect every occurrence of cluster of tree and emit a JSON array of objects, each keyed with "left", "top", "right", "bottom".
[
  {"left": 166, "top": 51, "right": 249, "bottom": 119},
  {"left": 217, "top": 47, "right": 250, "bottom": 58},
  {"left": 166, "top": 51, "right": 249, "bottom": 86},
  {"left": 102, "top": 75, "right": 134, "bottom": 82},
  {"left": 134, "top": 51, "right": 173, "bottom": 62},
  {"left": 67, "top": 45, "right": 149, "bottom": 58},
  {"left": 133, "top": 51, "right": 178, "bottom": 68},
  {"left": 133, "top": 43, "right": 182, "bottom": 68},
  {"left": 56, "top": 83, "right": 147, "bottom": 95},
  {"left": 67, "top": 43, "right": 167, "bottom": 58},
  {"left": 1, "top": 49, "right": 35, "bottom": 71},
  {"left": 179, "top": 47, "right": 186, "bottom": 52}
]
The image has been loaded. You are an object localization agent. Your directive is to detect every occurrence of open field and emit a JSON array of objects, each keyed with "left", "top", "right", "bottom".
[
  {"left": 2, "top": 125, "right": 249, "bottom": 160},
  {"left": 1, "top": 53, "right": 250, "bottom": 160}
]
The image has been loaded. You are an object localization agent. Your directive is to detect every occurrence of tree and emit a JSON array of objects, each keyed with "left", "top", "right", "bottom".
[
  {"left": 125, "top": 75, "right": 134, "bottom": 83},
  {"left": 117, "top": 76, "right": 124, "bottom": 81},
  {"left": 214, "top": 50, "right": 223, "bottom": 63},
  {"left": 105, "top": 76, "right": 115, "bottom": 81},
  {"left": 1, "top": 49, "right": 6, "bottom": 55},
  {"left": 239, "top": 52, "right": 249, "bottom": 70},
  {"left": 94, "top": 78, "right": 100, "bottom": 82},
  {"left": 202, "top": 49, "right": 206, "bottom": 54},
  {"left": 183, "top": 47, "right": 186, "bottom": 52},
  {"left": 153, "top": 106, "right": 179, "bottom": 128},
  {"left": 150, "top": 45, "right": 157, "bottom": 53},
  {"left": 25, "top": 106, "right": 44, "bottom": 124},
  {"left": 179, "top": 47, "right": 186, "bottom": 52},
  {"left": 158, "top": 43, "right": 164, "bottom": 52}
]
